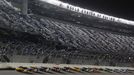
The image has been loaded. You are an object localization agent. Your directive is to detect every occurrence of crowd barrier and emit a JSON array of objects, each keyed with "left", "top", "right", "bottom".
[{"left": 0, "top": 63, "right": 134, "bottom": 70}]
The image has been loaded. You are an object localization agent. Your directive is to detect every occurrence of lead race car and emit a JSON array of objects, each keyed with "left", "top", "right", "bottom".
[{"left": 16, "top": 66, "right": 33, "bottom": 73}]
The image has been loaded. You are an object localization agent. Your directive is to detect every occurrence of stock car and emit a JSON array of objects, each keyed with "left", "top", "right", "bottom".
[
  {"left": 16, "top": 66, "right": 26, "bottom": 72},
  {"left": 81, "top": 67, "right": 91, "bottom": 72},
  {"left": 39, "top": 67, "right": 51, "bottom": 72},
  {"left": 16, "top": 66, "right": 33, "bottom": 73},
  {"left": 51, "top": 67, "right": 62, "bottom": 72},
  {"left": 104, "top": 68, "right": 114, "bottom": 73},
  {"left": 69, "top": 67, "right": 81, "bottom": 72},
  {"left": 98, "top": 68, "right": 106, "bottom": 72},
  {"left": 113, "top": 69, "right": 131, "bottom": 73},
  {"left": 29, "top": 66, "right": 39, "bottom": 72},
  {"left": 62, "top": 67, "right": 71, "bottom": 72},
  {"left": 126, "top": 69, "right": 134, "bottom": 73},
  {"left": 113, "top": 69, "right": 122, "bottom": 73},
  {"left": 89, "top": 68, "right": 101, "bottom": 73},
  {"left": 120, "top": 69, "right": 129, "bottom": 73}
]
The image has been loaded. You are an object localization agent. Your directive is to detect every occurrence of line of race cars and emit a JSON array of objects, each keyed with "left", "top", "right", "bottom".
[{"left": 15, "top": 66, "right": 134, "bottom": 74}]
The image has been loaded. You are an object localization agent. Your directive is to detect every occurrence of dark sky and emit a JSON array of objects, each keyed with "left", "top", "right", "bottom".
[{"left": 60, "top": 0, "right": 134, "bottom": 20}]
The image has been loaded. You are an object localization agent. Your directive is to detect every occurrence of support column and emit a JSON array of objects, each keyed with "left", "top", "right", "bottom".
[{"left": 22, "top": 0, "right": 28, "bottom": 15}]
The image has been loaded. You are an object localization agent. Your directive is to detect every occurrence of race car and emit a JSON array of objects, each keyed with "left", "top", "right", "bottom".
[
  {"left": 16, "top": 66, "right": 26, "bottom": 72},
  {"left": 69, "top": 67, "right": 81, "bottom": 72},
  {"left": 104, "top": 68, "right": 114, "bottom": 73},
  {"left": 16, "top": 66, "right": 33, "bottom": 73},
  {"left": 119, "top": 69, "right": 128, "bottom": 73},
  {"left": 51, "top": 67, "right": 62, "bottom": 72},
  {"left": 98, "top": 68, "right": 105, "bottom": 71},
  {"left": 113, "top": 69, "right": 122, "bottom": 73},
  {"left": 81, "top": 67, "right": 90, "bottom": 72},
  {"left": 89, "top": 68, "right": 101, "bottom": 73},
  {"left": 62, "top": 67, "right": 71, "bottom": 72},
  {"left": 29, "top": 66, "right": 39, "bottom": 72},
  {"left": 39, "top": 67, "right": 51, "bottom": 72},
  {"left": 113, "top": 69, "right": 129, "bottom": 73},
  {"left": 126, "top": 69, "right": 134, "bottom": 73}
]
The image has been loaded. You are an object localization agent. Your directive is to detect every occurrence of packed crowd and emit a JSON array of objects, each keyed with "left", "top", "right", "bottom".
[{"left": 0, "top": 0, "right": 134, "bottom": 65}]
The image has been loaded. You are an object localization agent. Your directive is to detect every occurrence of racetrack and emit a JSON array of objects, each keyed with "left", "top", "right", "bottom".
[{"left": 0, "top": 70, "right": 134, "bottom": 75}]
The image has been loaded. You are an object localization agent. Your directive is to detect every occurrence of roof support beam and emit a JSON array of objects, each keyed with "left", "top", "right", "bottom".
[{"left": 22, "top": 0, "right": 28, "bottom": 15}]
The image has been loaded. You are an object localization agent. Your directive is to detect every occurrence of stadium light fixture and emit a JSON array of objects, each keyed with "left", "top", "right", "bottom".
[{"left": 40, "top": 0, "right": 134, "bottom": 25}]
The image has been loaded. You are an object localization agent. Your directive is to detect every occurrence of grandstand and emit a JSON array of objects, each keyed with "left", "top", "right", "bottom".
[{"left": 0, "top": 0, "right": 134, "bottom": 68}]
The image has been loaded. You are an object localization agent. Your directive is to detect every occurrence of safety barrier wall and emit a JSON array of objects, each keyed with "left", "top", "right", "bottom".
[{"left": 0, "top": 63, "right": 134, "bottom": 70}]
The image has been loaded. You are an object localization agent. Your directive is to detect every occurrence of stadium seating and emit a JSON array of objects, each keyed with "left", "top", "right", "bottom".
[{"left": 0, "top": 0, "right": 134, "bottom": 66}]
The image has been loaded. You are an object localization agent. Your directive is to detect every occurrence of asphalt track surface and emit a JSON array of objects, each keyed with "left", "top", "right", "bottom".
[{"left": 0, "top": 70, "right": 134, "bottom": 75}]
